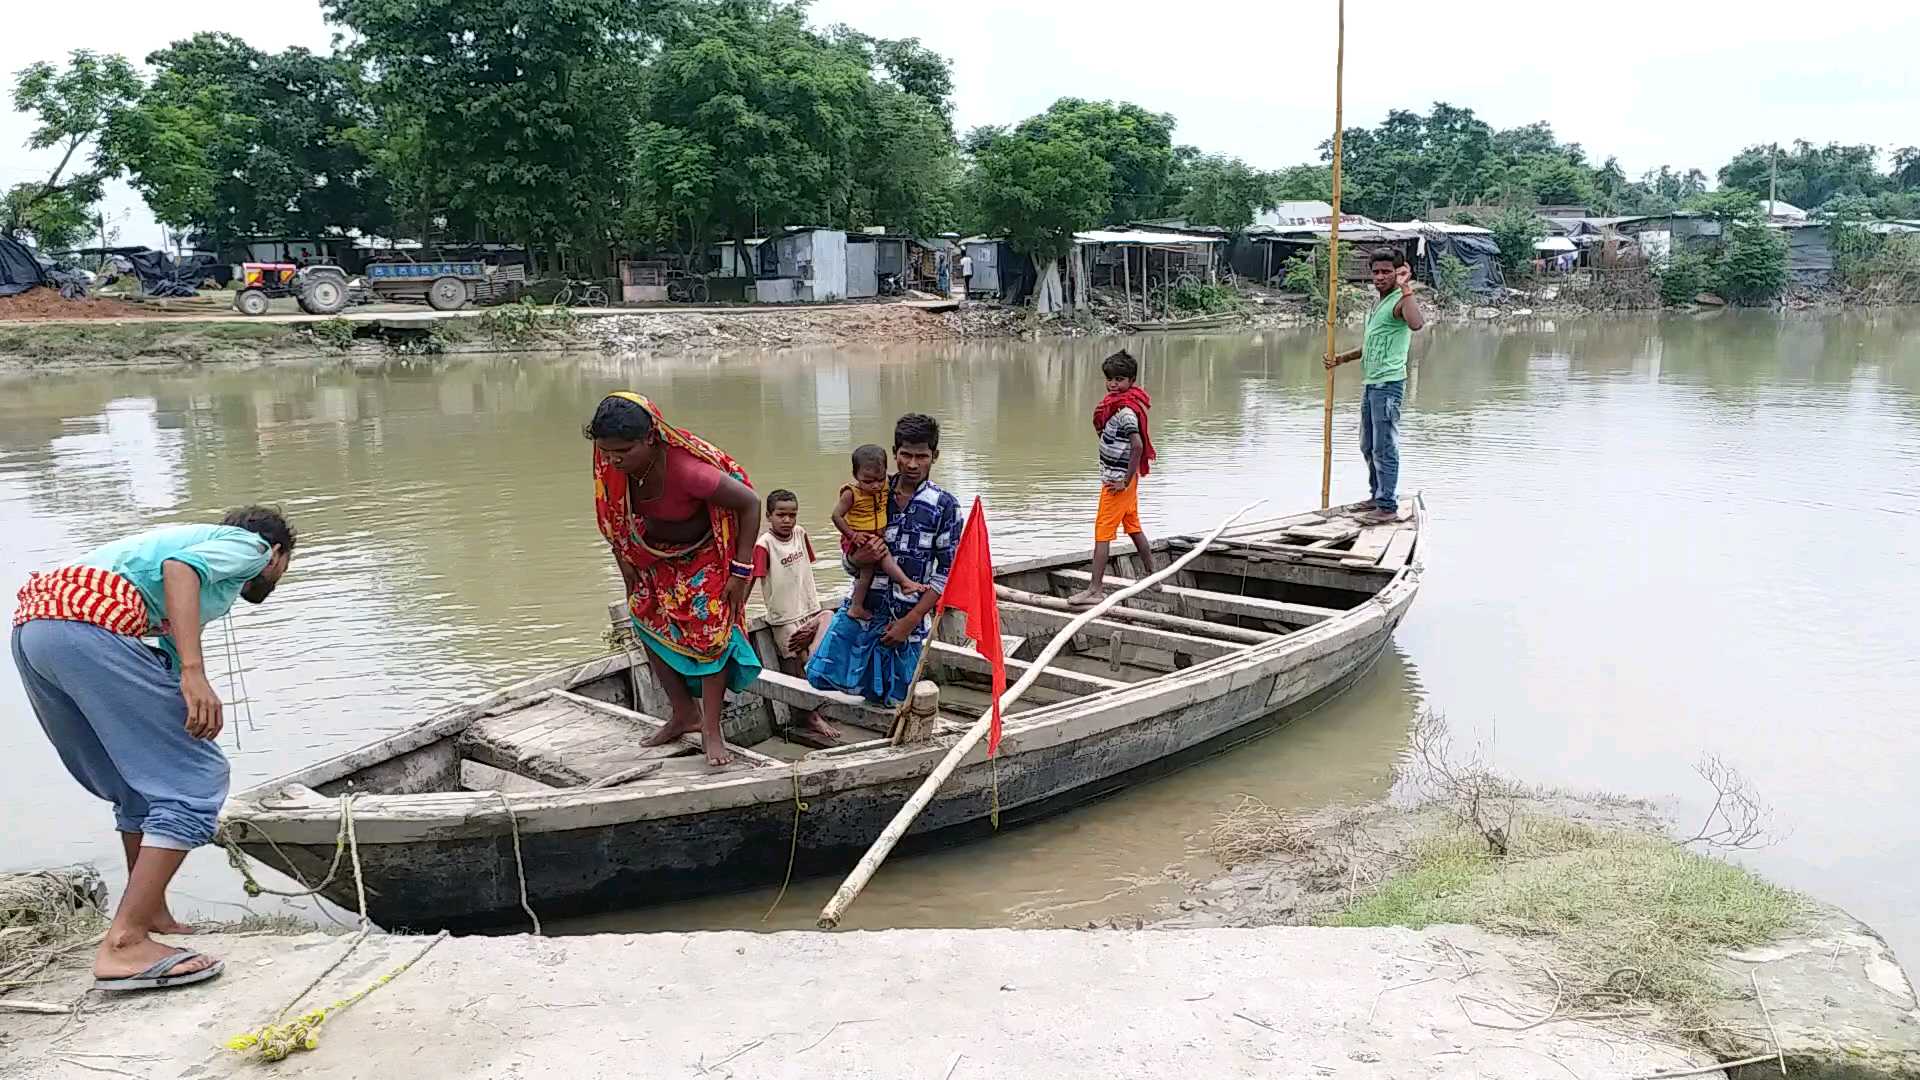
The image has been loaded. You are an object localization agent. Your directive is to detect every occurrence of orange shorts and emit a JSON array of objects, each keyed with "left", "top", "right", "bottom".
[{"left": 1094, "top": 479, "right": 1142, "bottom": 542}]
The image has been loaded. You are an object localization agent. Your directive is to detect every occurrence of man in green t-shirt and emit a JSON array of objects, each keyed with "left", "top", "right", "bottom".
[{"left": 1325, "top": 249, "right": 1425, "bottom": 524}]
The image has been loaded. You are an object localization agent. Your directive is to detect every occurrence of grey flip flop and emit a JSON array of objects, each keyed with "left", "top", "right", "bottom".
[{"left": 93, "top": 949, "right": 225, "bottom": 992}]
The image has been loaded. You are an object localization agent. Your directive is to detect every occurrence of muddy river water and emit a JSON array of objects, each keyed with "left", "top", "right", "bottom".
[{"left": 3, "top": 311, "right": 1917, "bottom": 960}]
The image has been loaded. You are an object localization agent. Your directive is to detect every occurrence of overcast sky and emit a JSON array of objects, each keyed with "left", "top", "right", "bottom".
[{"left": 6, "top": 0, "right": 1917, "bottom": 247}]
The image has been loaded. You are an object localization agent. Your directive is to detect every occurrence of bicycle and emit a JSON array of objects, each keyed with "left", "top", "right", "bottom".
[{"left": 555, "top": 280, "right": 609, "bottom": 307}]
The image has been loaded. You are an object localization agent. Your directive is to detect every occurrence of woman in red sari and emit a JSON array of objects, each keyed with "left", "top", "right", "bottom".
[{"left": 588, "top": 392, "right": 762, "bottom": 766}]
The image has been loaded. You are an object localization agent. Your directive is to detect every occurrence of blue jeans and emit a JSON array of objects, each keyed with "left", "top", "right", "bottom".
[
  {"left": 1360, "top": 380, "right": 1405, "bottom": 514},
  {"left": 11, "top": 619, "right": 230, "bottom": 849}
]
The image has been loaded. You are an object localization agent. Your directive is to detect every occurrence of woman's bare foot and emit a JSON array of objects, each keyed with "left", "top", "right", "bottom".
[
  {"left": 1065, "top": 588, "right": 1102, "bottom": 608},
  {"left": 700, "top": 720, "right": 735, "bottom": 767},
  {"left": 94, "top": 931, "right": 216, "bottom": 981},
  {"left": 643, "top": 708, "right": 699, "bottom": 747}
]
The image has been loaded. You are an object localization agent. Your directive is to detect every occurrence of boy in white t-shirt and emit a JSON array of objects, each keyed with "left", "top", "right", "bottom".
[{"left": 751, "top": 489, "right": 838, "bottom": 742}]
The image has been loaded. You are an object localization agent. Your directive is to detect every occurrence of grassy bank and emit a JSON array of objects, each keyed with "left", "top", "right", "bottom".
[
  {"left": 0, "top": 320, "right": 324, "bottom": 370},
  {"left": 1326, "top": 813, "right": 1800, "bottom": 1023}
]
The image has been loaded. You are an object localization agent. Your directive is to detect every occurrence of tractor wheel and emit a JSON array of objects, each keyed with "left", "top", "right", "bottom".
[
  {"left": 234, "top": 288, "right": 271, "bottom": 317},
  {"left": 297, "top": 276, "right": 349, "bottom": 315},
  {"left": 427, "top": 276, "right": 468, "bottom": 311}
]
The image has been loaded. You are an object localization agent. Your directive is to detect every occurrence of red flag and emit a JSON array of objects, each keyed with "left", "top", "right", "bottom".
[{"left": 936, "top": 497, "right": 1007, "bottom": 755}]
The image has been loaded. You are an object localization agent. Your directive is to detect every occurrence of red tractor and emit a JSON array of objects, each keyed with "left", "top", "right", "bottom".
[{"left": 233, "top": 262, "right": 352, "bottom": 316}]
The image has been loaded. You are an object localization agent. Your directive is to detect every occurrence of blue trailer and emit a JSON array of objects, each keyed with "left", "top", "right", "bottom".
[{"left": 364, "top": 260, "right": 527, "bottom": 310}]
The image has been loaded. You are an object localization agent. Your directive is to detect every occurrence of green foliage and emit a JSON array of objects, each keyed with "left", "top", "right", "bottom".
[
  {"left": 6, "top": 50, "right": 140, "bottom": 240},
  {"left": 1683, "top": 188, "right": 1762, "bottom": 222},
  {"left": 1160, "top": 280, "right": 1238, "bottom": 314},
  {"left": 1, "top": 183, "right": 92, "bottom": 250},
  {"left": 1011, "top": 98, "right": 1179, "bottom": 224},
  {"left": 1718, "top": 140, "right": 1886, "bottom": 209},
  {"left": 1173, "top": 154, "right": 1273, "bottom": 234},
  {"left": 1712, "top": 223, "right": 1789, "bottom": 305},
  {"left": 1280, "top": 239, "right": 1361, "bottom": 317},
  {"left": 308, "top": 318, "right": 358, "bottom": 352},
  {"left": 480, "top": 299, "right": 579, "bottom": 345},
  {"left": 106, "top": 34, "right": 388, "bottom": 244},
  {"left": 964, "top": 129, "right": 1110, "bottom": 260},
  {"left": 321, "top": 0, "right": 654, "bottom": 269},
  {"left": 1269, "top": 164, "right": 1332, "bottom": 202},
  {"left": 1654, "top": 248, "right": 1710, "bottom": 305},
  {"left": 1432, "top": 253, "right": 1471, "bottom": 306},
  {"left": 1485, "top": 207, "right": 1545, "bottom": 274}
]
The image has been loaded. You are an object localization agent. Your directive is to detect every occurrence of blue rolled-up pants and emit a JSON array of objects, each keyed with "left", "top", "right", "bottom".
[
  {"left": 10, "top": 619, "right": 229, "bottom": 849},
  {"left": 1359, "top": 379, "right": 1405, "bottom": 515}
]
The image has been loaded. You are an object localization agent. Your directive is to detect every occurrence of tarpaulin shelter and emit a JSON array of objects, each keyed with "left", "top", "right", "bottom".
[
  {"left": 1391, "top": 221, "right": 1506, "bottom": 294},
  {"left": 0, "top": 235, "right": 47, "bottom": 298}
]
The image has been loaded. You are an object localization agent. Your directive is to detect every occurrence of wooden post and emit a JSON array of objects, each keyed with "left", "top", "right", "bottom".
[
  {"left": 815, "top": 500, "right": 1264, "bottom": 929},
  {"left": 1123, "top": 244, "right": 1133, "bottom": 322},
  {"left": 894, "top": 681, "right": 941, "bottom": 744},
  {"left": 1319, "top": 0, "right": 1346, "bottom": 512}
]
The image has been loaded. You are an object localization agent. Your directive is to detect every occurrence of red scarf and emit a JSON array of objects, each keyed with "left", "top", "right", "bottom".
[{"left": 1093, "top": 387, "right": 1156, "bottom": 477}]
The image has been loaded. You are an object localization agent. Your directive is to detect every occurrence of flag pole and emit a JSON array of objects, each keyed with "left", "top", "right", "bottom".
[
  {"left": 1319, "top": 0, "right": 1346, "bottom": 510},
  {"left": 816, "top": 499, "right": 1264, "bottom": 929}
]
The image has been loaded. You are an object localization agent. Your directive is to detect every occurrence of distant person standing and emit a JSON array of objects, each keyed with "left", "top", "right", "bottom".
[
  {"left": 958, "top": 251, "right": 974, "bottom": 299},
  {"left": 1068, "top": 349, "right": 1157, "bottom": 607},
  {"left": 1325, "top": 249, "right": 1425, "bottom": 524}
]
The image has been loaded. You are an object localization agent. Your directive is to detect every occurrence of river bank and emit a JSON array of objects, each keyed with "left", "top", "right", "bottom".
[
  {"left": 3, "top": 278, "right": 1903, "bottom": 372},
  {"left": 4, "top": 789, "right": 1915, "bottom": 1079}
]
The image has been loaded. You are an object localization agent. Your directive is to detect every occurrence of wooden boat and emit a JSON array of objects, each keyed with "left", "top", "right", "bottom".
[
  {"left": 223, "top": 501, "right": 1425, "bottom": 930},
  {"left": 1122, "top": 311, "right": 1243, "bottom": 332}
]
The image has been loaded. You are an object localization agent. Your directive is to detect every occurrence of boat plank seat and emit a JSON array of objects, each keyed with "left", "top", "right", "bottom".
[
  {"left": 1341, "top": 523, "right": 1398, "bottom": 566},
  {"left": 995, "top": 600, "right": 1247, "bottom": 662},
  {"left": 457, "top": 690, "right": 767, "bottom": 786},
  {"left": 1164, "top": 536, "right": 1399, "bottom": 575},
  {"left": 1376, "top": 527, "right": 1418, "bottom": 571},
  {"left": 927, "top": 640, "right": 1131, "bottom": 695},
  {"left": 995, "top": 586, "right": 1273, "bottom": 646},
  {"left": 1045, "top": 570, "right": 1341, "bottom": 628},
  {"left": 750, "top": 669, "right": 900, "bottom": 734}
]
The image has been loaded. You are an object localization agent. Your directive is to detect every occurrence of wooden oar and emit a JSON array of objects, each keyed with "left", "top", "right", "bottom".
[{"left": 815, "top": 500, "right": 1264, "bottom": 929}]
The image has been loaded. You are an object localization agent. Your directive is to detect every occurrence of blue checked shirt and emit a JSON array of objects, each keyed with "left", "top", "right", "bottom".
[{"left": 855, "top": 476, "right": 962, "bottom": 642}]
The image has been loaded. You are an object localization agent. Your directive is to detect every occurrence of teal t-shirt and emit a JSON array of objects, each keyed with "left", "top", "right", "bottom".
[
  {"left": 78, "top": 524, "right": 272, "bottom": 666},
  {"left": 1361, "top": 288, "right": 1413, "bottom": 385}
]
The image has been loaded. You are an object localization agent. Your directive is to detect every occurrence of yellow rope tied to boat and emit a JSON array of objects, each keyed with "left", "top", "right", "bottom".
[
  {"left": 224, "top": 931, "right": 449, "bottom": 1062},
  {"left": 217, "top": 793, "right": 455, "bottom": 1063}
]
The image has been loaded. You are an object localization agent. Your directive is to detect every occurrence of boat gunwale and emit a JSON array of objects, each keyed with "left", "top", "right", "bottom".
[{"left": 227, "top": 503, "right": 1424, "bottom": 841}]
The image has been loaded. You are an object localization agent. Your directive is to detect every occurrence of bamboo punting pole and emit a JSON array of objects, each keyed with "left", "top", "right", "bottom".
[
  {"left": 1319, "top": 0, "right": 1346, "bottom": 511},
  {"left": 816, "top": 500, "right": 1264, "bottom": 929}
]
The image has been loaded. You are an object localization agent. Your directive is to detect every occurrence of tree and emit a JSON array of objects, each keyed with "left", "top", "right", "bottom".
[
  {"left": 1893, "top": 147, "right": 1920, "bottom": 192},
  {"left": 1718, "top": 141, "right": 1886, "bottom": 209},
  {"left": 829, "top": 28, "right": 959, "bottom": 235},
  {"left": 1271, "top": 164, "right": 1332, "bottom": 202},
  {"left": 107, "top": 34, "right": 391, "bottom": 248},
  {"left": 321, "top": 0, "right": 659, "bottom": 270},
  {"left": 1713, "top": 222, "right": 1788, "bottom": 305},
  {"left": 1173, "top": 154, "right": 1273, "bottom": 234},
  {"left": 1012, "top": 99, "right": 1178, "bottom": 223},
  {"left": 964, "top": 128, "right": 1110, "bottom": 260},
  {"left": 1684, "top": 189, "right": 1763, "bottom": 223},
  {"left": 629, "top": 0, "right": 869, "bottom": 259},
  {"left": 1, "top": 182, "right": 92, "bottom": 249},
  {"left": 7, "top": 50, "right": 139, "bottom": 241},
  {"left": 1486, "top": 206, "right": 1545, "bottom": 274}
]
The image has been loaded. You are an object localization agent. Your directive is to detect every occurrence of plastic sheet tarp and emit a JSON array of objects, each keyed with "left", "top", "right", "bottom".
[
  {"left": 0, "top": 236, "right": 47, "bottom": 298},
  {"left": 1416, "top": 230, "right": 1505, "bottom": 294}
]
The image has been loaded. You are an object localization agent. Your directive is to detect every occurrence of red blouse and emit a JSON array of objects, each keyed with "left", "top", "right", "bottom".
[{"left": 629, "top": 446, "right": 725, "bottom": 523}]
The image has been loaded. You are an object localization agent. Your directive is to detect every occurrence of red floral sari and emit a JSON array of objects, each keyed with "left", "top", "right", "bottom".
[{"left": 592, "top": 392, "right": 753, "bottom": 669}]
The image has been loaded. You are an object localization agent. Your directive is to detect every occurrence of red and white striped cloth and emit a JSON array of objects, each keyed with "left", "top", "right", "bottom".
[{"left": 13, "top": 566, "right": 152, "bottom": 636}]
